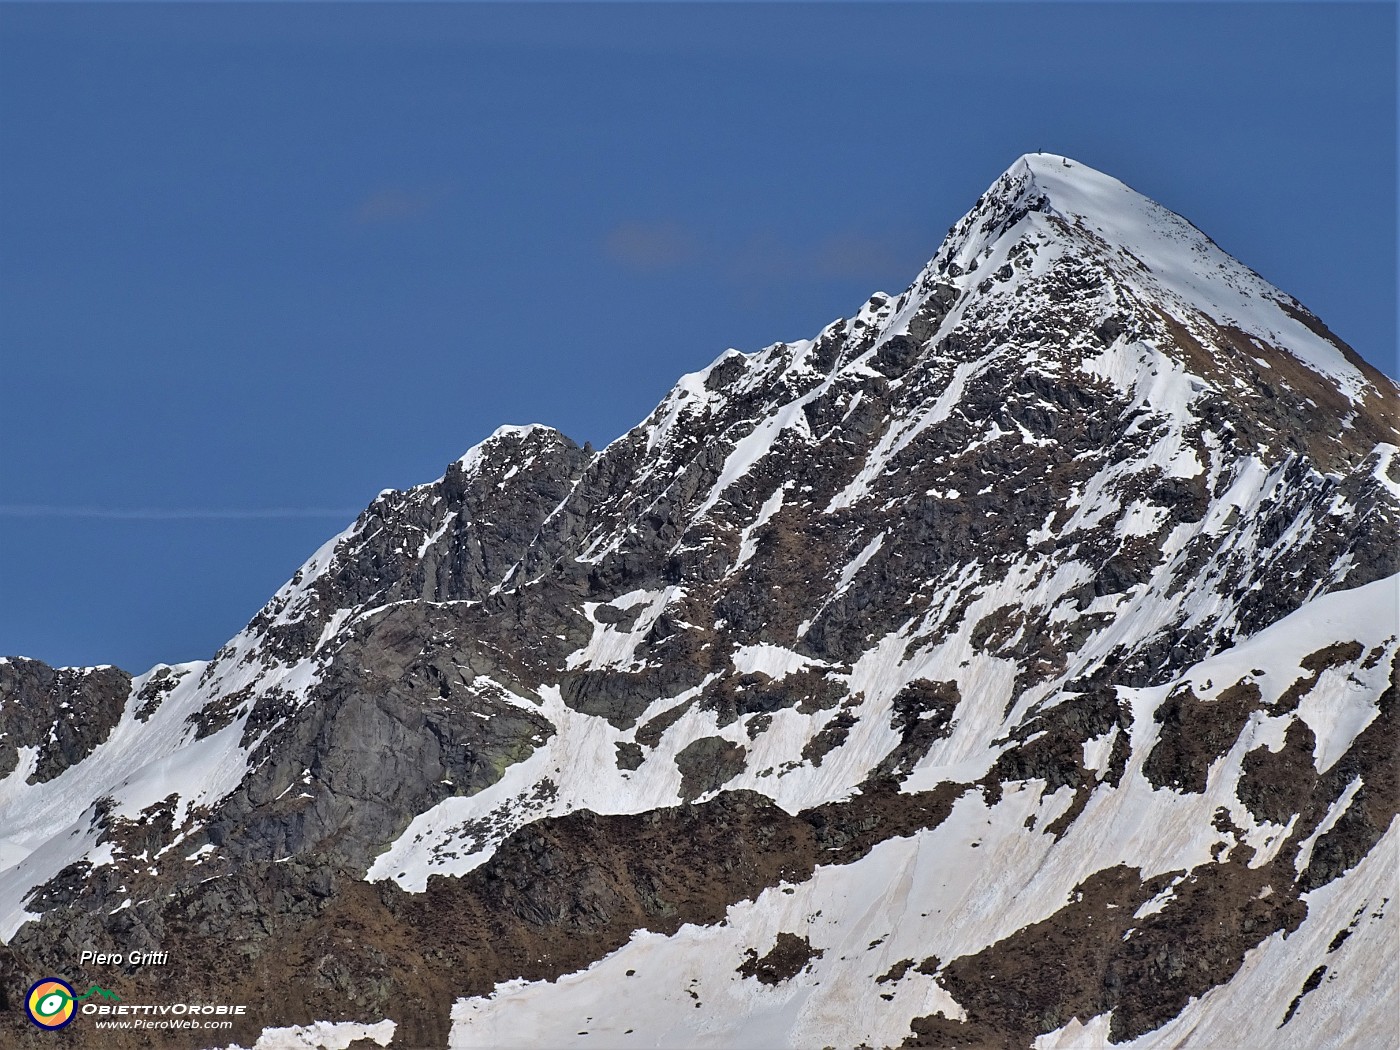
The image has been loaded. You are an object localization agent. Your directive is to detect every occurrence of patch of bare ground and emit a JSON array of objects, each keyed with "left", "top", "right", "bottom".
[
  {"left": 1279, "top": 964, "right": 1328, "bottom": 1027},
  {"left": 674, "top": 735, "right": 747, "bottom": 800},
  {"left": 1236, "top": 718, "right": 1318, "bottom": 824},
  {"left": 696, "top": 668, "right": 847, "bottom": 729},
  {"left": 877, "top": 958, "right": 915, "bottom": 985},
  {"left": 801, "top": 710, "right": 859, "bottom": 767},
  {"left": 634, "top": 695, "right": 695, "bottom": 747},
  {"left": 1142, "top": 679, "right": 1260, "bottom": 792},
  {"left": 905, "top": 858, "right": 1306, "bottom": 1048},
  {"left": 1268, "top": 299, "right": 1400, "bottom": 452},
  {"left": 1274, "top": 641, "right": 1365, "bottom": 713},
  {"left": 1148, "top": 300, "right": 1398, "bottom": 474},
  {"left": 737, "top": 932, "right": 823, "bottom": 985},
  {"left": 873, "top": 680, "right": 959, "bottom": 780}
]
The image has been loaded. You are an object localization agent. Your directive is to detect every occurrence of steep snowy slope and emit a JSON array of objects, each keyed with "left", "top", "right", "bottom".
[{"left": 1, "top": 154, "right": 1395, "bottom": 1049}]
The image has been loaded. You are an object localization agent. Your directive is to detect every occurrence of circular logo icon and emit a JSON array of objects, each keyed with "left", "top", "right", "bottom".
[{"left": 26, "top": 978, "right": 76, "bottom": 1030}]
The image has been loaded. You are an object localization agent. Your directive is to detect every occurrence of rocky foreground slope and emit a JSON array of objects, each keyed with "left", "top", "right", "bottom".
[{"left": 1, "top": 154, "right": 1396, "bottom": 1049}]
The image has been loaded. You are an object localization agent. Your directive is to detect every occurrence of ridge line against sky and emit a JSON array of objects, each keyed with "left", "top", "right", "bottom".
[{"left": 2, "top": 0, "right": 1393, "bottom": 671}]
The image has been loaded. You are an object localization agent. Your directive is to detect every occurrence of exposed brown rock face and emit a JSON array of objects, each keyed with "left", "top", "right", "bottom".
[
  {"left": 910, "top": 859, "right": 1308, "bottom": 1047},
  {"left": 1236, "top": 718, "right": 1319, "bottom": 824},
  {"left": 1143, "top": 680, "right": 1260, "bottom": 793},
  {"left": 737, "top": 932, "right": 824, "bottom": 985}
]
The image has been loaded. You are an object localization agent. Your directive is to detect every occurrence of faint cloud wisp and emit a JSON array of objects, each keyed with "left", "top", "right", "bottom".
[
  {"left": 731, "top": 230, "right": 921, "bottom": 285},
  {"left": 603, "top": 220, "right": 700, "bottom": 272},
  {"left": 0, "top": 506, "right": 360, "bottom": 521},
  {"left": 603, "top": 218, "right": 924, "bottom": 287},
  {"left": 352, "top": 185, "right": 446, "bottom": 226},
  {"left": 809, "top": 233, "right": 917, "bottom": 282}
]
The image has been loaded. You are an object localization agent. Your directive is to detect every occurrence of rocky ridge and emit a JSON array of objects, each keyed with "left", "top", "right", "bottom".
[{"left": 1, "top": 153, "right": 1396, "bottom": 1049}]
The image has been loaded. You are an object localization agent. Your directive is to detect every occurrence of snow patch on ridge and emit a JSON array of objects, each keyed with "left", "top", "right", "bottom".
[
  {"left": 730, "top": 485, "right": 786, "bottom": 575},
  {"left": 567, "top": 588, "right": 683, "bottom": 671},
  {"left": 367, "top": 677, "right": 726, "bottom": 890},
  {"left": 731, "top": 644, "right": 824, "bottom": 682}
]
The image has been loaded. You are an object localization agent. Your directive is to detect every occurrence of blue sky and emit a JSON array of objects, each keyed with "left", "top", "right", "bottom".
[{"left": 1, "top": 2, "right": 1395, "bottom": 672}]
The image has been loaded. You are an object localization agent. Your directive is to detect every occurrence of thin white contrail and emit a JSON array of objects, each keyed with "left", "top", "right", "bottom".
[{"left": 0, "top": 505, "right": 360, "bottom": 520}]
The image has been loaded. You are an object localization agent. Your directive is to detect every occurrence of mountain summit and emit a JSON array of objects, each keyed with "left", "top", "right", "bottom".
[
  {"left": 2, "top": 156, "right": 1396, "bottom": 1049},
  {"left": 940, "top": 153, "right": 1369, "bottom": 387}
]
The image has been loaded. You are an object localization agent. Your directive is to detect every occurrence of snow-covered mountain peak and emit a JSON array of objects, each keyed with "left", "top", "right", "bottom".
[
  {"left": 1, "top": 156, "right": 1396, "bottom": 1050},
  {"left": 936, "top": 151, "right": 1226, "bottom": 267},
  {"left": 920, "top": 153, "right": 1382, "bottom": 411}
]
